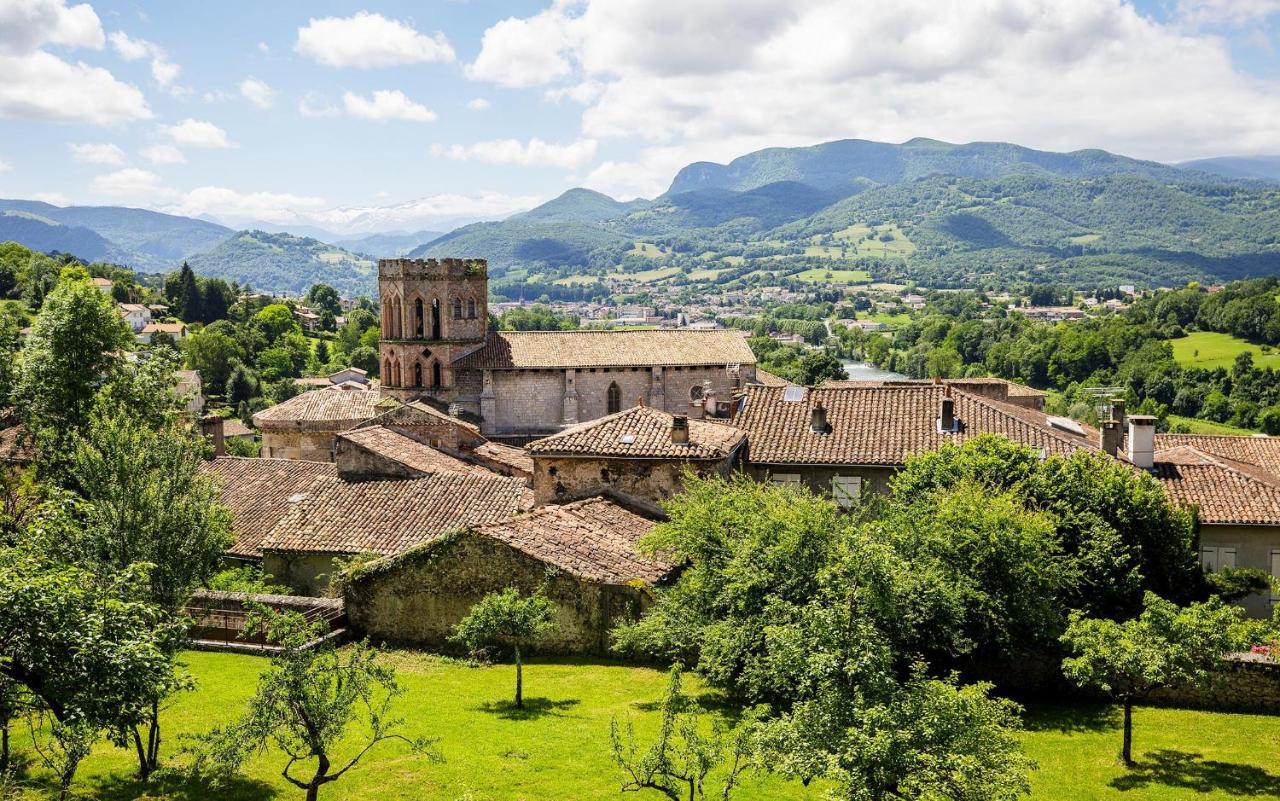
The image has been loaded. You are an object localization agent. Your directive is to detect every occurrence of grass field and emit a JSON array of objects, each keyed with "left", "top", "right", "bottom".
[
  {"left": 790, "top": 268, "right": 873, "bottom": 285},
  {"left": 1170, "top": 331, "right": 1280, "bottom": 371},
  {"left": 1167, "top": 414, "right": 1257, "bottom": 435},
  {"left": 627, "top": 242, "right": 669, "bottom": 259},
  {"left": 626, "top": 266, "right": 681, "bottom": 283},
  {"left": 10, "top": 653, "right": 1280, "bottom": 801}
]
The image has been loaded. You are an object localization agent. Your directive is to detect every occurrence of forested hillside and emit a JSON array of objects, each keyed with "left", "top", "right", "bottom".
[{"left": 187, "top": 230, "right": 378, "bottom": 296}]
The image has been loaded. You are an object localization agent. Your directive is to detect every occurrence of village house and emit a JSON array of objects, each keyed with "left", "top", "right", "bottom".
[
  {"left": 527, "top": 405, "right": 746, "bottom": 514},
  {"left": 118, "top": 303, "right": 151, "bottom": 332},
  {"left": 253, "top": 385, "right": 386, "bottom": 461},
  {"left": 136, "top": 322, "right": 188, "bottom": 345},
  {"left": 344, "top": 497, "right": 674, "bottom": 654}
]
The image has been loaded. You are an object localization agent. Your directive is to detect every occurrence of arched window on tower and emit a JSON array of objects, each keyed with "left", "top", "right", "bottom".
[
  {"left": 383, "top": 358, "right": 392, "bottom": 384},
  {"left": 453, "top": 298, "right": 463, "bottom": 319},
  {"left": 431, "top": 298, "right": 441, "bottom": 339},
  {"left": 432, "top": 361, "right": 442, "bottom": 388},
  {"left": 392, "top": 359, "right": 402, "bottom": 388},
  {"left": 607, "top": 381, "right": 621, "bottom": 415},
  {"left": 467, "top": 299, "right": 477, "bottom": 319},
  {"left": 414, "top": 362, "right": 423, "bottom": 388},
  {"left": 414, "top": 298, "right": 424, "bottom": 339}
]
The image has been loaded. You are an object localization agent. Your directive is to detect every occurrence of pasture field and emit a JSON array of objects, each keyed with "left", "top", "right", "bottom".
[
  {"left": 8, "top": 652, "right": 1280, "bottom": 801},
  {"left": 790, "top": 268, "right": 873, "bottom": 284},
  {"left": 1170, "top": 331, "right": 1280, "bottom": 370},
  {"left": 1167, "top": 414, "right": 1257, "bottom": 435}
]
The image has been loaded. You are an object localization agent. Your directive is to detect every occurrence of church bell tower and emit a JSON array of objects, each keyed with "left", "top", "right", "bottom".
[{"left": 378, "top": 258, "right": 488, "bottom": 402}]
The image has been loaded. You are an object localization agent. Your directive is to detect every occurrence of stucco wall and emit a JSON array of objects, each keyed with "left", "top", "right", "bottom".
[
  {"left": 345, "top": 533, "right": 650, "bottom": 654},
  {"left": 533, "top": 455, "right": 734, "bottom": 513},
  {"left": 491, "top": 371, "right": 564, "bottom": 435},
  {"left": 1199, "top": 523, "right": 1280, "bottom": 618}
]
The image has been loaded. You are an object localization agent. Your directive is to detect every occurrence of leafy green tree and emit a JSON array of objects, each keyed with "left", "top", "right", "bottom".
[
  {"left": 200, "top": 277, "right": 234, "bottom": 323},
  {"left": 0, "top": 307, "right": 23, "bottom": 408},
  {"left": 796, "top": 350, "right": 845, "bottom": 386},
  {"left": 170, "top": 262, "right": 202, "bottom": 323},
  {"left": 181, "top": 329, "right": 245, "bottom": 395},
  {"left": 348, "top": 345, "right": 379, "bottom": 377},
  {"left": 313, "top": 339, "right": 330, "bottom": 367},
  {"left": 610, "top": 666, "right": 758, "bottom": 801},
  {"left": 254, "top": 303, "right": 300, "bottom": 344},
  {"left": 1060, "top": 592, "right": 1242, "bottom": 765},
  {"left": 16, "top": 269, "right": 132, "bottom": 442},
  {"left": 451, "top": 588, "right": 556, "bottom": 708},
  {"left": 306, "top": 284, "right": 342, "bottom": 317},
  {"left": 193, "top": 607, "right": 433, "bottom": 801},
  {"left": 1204, "top": 567, "right": 1273, "bottom": 603},
  {"left": 226, "top": 362, "right": 258, "bottom": 406}
]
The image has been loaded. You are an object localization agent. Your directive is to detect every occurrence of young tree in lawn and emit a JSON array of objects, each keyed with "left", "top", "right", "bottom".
[
  {"left": 193, "top": 607, "right": 433, "bottom": 801},
  {"left": 1060, "top": 592, "right": 1242, "bottom": 765},
  {"left": 610, "top": 665, "right": 758, "bottom": 801},
  {"left": 451, "top": 588, "right": 556, "bottom": 709}
]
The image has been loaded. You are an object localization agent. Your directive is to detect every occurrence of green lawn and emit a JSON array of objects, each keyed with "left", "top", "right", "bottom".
[
  {"left": 1170, "top": 331, "right": 1280, "bottom": 371},
  {"left": 10, "top": 653, "right": 1280, "bottom": 801},
  {"left": 626, "top": 266, "right": 681, "bottom": 283},
  {"left": 868, "top": 311, "right": 913, "bottom": 328}
]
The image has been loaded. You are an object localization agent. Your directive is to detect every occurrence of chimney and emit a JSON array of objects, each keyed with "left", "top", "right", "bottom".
[
  {"left": 1111, "top": 397, "right": 1126, "bottom": 428},
  {"left": 1099, "top": 420, "right": 1120, "bottom": 457},
  {"left": 199, "top": 414, "right": 225, "bottom": 458},
  {"left": 810, "top": 401, "right": 829, "bottom": 433},
  {"left": 939, "top": 386, "right": 955, "bottom": 432},
  {"left": 671, "top": 414, "right": 690, "bottom": 445},
  {"left": 1126, "top": 415, "right": 1156, "bottom": 469}
]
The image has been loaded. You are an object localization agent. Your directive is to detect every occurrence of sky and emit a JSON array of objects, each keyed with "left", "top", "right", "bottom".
[{"left": 1, "top": 0, "right": 1279, "bottom": 236}]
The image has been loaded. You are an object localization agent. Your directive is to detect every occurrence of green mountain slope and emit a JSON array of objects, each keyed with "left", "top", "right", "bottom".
[
  {"left": 0, "top": 199, "right": 231, "bottom": 270},
  {"left": 335, "top": 230, "right": 444, "bottom": 258},
  {"left": 667, "top": 138, "right": 1196, "bottom": 194},
  {"left": 1178, "top": 155, "right": 1280, "bottom": 183},
  {"left": 410, "top": 218, "right": 630, "bottom": 269},
  {"left": 187, "top": 230, "right": 378, "bottom": 297},
  {"left": 0, "top": 211, "right": 119, "bottom": 263},
  {"left": 514, "top": 188, "right": 648, "bottom": 223}
]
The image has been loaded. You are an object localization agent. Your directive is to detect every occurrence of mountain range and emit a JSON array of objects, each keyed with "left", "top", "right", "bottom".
[{"left": 3, "top": 138, "right": 1279, "bottom": 294}]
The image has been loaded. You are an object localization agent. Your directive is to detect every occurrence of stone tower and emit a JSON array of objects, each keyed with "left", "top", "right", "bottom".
[{"left": 378, "top": 258, "right": 488, "bottom": 402}]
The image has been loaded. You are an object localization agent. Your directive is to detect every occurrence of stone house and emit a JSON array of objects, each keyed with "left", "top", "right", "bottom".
[
  {"left": 253, "top": 386, "right": 387, "bottom": 461},
  {"left": 1151, "top": 434, "right": 1280, "bottom": 617},
  {"left": 344, "top": 497, "right": 674, "bottom": 654},
  {"left": 376, "top": 259, "right": 757, "bottom": 440},
  {"left": 734, "top": 382, "right": 1101, "bottom": 507},
  {"left": 527, "top": 405, "right": 746, "bottom": 514}
]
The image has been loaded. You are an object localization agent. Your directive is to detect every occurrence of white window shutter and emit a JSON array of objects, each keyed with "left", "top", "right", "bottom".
[
  {"left": 1220, "top": 548, "right": 1237, "bottom": 570},
  {"left": 772, "top": 473, "right": 801, "bottom": 487},
  {"left": 832, "top": 476, "right": 862, "bottom": 508}
]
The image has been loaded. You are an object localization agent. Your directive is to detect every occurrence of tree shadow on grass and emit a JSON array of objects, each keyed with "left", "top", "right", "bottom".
[
  {"left": 474, "top": 697, "right": 581, "bottom": 721},
  {"left": 1110, "top": 749, "right": 1280, "bottom": 796},
  {"left": 1021, "top": 703, "right": 1119, "bottom": 734},
  {"left": 71, "top": 771, "right": 276, "bottom": 801}
]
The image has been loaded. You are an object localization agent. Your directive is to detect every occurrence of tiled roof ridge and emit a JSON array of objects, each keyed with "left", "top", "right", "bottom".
[
  {"left": 954, "top": 388, "right": 1101, "bottom": 453},
  {"left": 1156, "top": 444, "right": 1280, "bottom": 489}
]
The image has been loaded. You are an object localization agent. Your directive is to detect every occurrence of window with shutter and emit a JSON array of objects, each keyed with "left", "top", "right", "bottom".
[
  {"left": 771, "top": 473, "right": 802, "bottom": 487},
  {"left": 832, "top": 476, "right": 862, "bottom": 508}
]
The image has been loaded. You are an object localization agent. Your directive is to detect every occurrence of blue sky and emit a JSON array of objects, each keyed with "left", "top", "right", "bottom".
[{"left": 1, "top": 0, "right": 1278, "bottom": 235}]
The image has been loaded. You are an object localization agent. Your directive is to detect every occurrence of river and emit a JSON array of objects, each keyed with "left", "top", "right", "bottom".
[{"left": 841, "top": 360, "right": 908, "bottom": 381}]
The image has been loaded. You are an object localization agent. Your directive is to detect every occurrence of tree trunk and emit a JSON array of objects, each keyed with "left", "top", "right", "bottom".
[
  {"left": 146, "top": 700, "right": 161, "bottom": 774},
  {"left": 515, "top": 645, "right": 523, "bottom": 709},
  {"left": 1, "top": 724, "right": 8, "bottom": 770},
  {"left": 132, "top": 727, "right": 150, "bottom": 780},
  {"left": 1121, "top": 700, "right": 1134, "bottom": 766},
  {"left": 306, "top": 785, "right": 319, "bottom": 801}
]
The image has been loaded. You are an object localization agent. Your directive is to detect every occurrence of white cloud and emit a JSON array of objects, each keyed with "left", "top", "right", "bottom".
[
  {"left": 466, "top": 8, "right": 574, "bottom": 87},
  {"left": 239, "top": 77, "right": 275, "bottom": 109},
  {"left": 0, "top": 0, "right": 103, "bottom": 53},
  {"left": 0, "top": 50, "right": 150, "bottom": 123},
  {"left": 295, "top": 11, "right": 455, "bottom": 68},
  {"left": 343, "top": 90, "right": 436, "bottom": 122},
  {"left": 0, "top": 159, "right": 11, "bottom": 173},
  {"left": 108, "top": 30, "right": 181, "bottom": 90},
  {"left": 90, "top": 167, "right": 172, "bottom": 199},
  {"left": 469, "top": 0, "right": 1280, "bottom": 197},
  {"left": 164, "top": 186, "right": 329, "bottom": 223},
  {"left": 33, "top": 191, "right": 69, "bottom": 205},
  {"left": 69, "top": 142, "right": 125, "bottom": 165},
  {"left": 141, "top": 143, "right": 185, "bottom": 165},
  {"left": 544, "top": 80, "right": 603, "bottom": 105},
  {"left": 298, "top": 92, "right": 339, "bottom": 118},
  {"left": 162, "top": 118, "right": 233, "bottom": 148},
  {"left": 257, "top": 41, "right": 269, "bottom": 54},
  {"left": 0, "top": 3, "right": 147, "bottom": 124},
  {"left": 431, "top": 137, "right": 598, "bottom": 169},
  {"left": 466, "top": 97, "right": 491, "bottom": 111}
]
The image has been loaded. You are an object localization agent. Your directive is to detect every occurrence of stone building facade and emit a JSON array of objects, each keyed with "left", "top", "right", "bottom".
[
  {"left": 253, "top": 386, "right": 385, "bottom": 462},
  {"left": 376, "top": 258, "right": 757, "bottom": 440}
]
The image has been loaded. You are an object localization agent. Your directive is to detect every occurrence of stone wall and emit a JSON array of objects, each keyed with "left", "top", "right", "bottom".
[
  {"left": 744, "top": 462, "right": 899, "bottom": 502},
  {"left": 491, "top": 370, "right": 564, "bottom": 435},
  {"left": 264, "top": 552, "right": 343, "bottom": 596},
  {"left": 534, "top": 454, "right": 735, "bottom": 514},
  {"left": 1148, "top": 654, "right": 1280, "bottom": 713},
  {"left": 260, "top": 430, "right": 341, "bottom": 462},
  {"left": 345, "top": 532, "right": 651, "bottom": 654}
]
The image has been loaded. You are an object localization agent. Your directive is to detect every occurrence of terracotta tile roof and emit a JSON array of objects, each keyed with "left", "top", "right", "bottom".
[
  {"left": 475, "top": 497, "right": 673, "bottom": 584},
  {"left": 200, "top": 457, "right": 337, "bottom": 558},
  {"left": 140, "top": 323, "right": 187, "bottom": 334},
  {"left": 736, "top": 384, "right": 1099, "bottom": 466},
  {"left": 1154, "top": 434, "right": 1280, "bottom": 480},
  {"left": 337, "top": 425, "right": 493, "bottom": 477},
  {"left": 751, "top": 369, "right": 794, "bottom": 387},
  {"left": 260, "top": 472, "right": 533, "bottom": 557},
  {"left": 472, "top": 441, "right": 534, "bottom": 474},
  {"left": 1152, "top": 446, "right": 1280, "bottom": 526},
  {"left": 252, "top": 386, "right": 383, "bottom": 430},
  {"left": 528, "top": 405, "right": 746, "bottom": 460},
  {"left": 221, "top": 419, "right": 254, "bottom": 438},
  {"left": 453, "top": 330, "right": 757, "bottom": 370}
]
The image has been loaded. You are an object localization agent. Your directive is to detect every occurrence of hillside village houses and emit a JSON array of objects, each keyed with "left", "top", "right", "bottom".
[{"left": 180, "top": 257, "right": 1280, "bottom": 655}]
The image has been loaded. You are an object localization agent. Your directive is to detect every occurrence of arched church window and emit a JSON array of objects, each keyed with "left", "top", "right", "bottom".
[
  {"left": 383, "top": 359, "right": 392, "bottom": 383},
  {"left": 607, "top": 381, "right": 621, "bottom": 415},
  {"left": 453, "top": 298, "right": 463, "bottom": 319},
  {"left": 432, "top": 361, "right": 443, "bottom": 388},
  {"left": 414, "top": 362, "right": 423, "bottom": 387},
  {"left": 431, "top": 298, "right": 442, "bottom": 339},
  {"left": 467, "top": 299, "right": 477, "bottom": 319},
  {"left": 414, "top": 298, "right": 424, "bottom": 339}
]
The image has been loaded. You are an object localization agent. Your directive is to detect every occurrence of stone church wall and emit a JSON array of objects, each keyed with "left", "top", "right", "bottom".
[
  {"left": 575, "top": 368, "right": 653, "bottom": 420},
  {"left": 491, "top": 370, "right": 563, "bottom": 434},
  {"left": 259, "top": 430, "right": 341, "bottom": 462},
  {"left": 344, "top": 532, "right": 651, "bottom": 654},
  {"left": 534, "top": 455, "right": 735, "bottom": 514}
]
